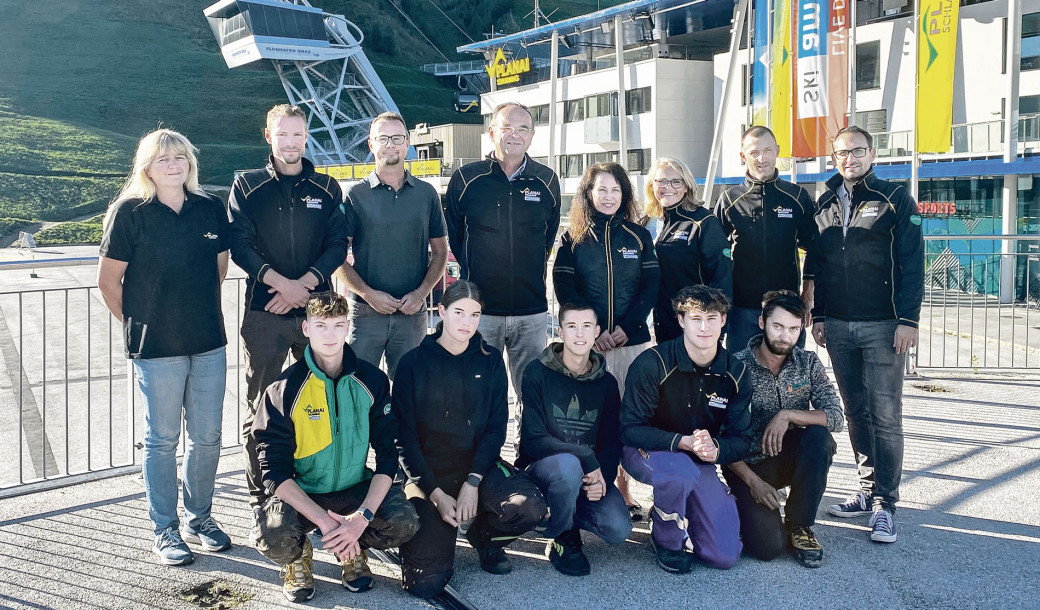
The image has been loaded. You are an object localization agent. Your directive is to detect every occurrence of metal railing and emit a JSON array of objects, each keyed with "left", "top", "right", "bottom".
[
  {"left": 0, "top": 237, "right": 1033, "bottom": 497},
  {"left": 873, "top": 113, "right": 1040, "bottom": 158}
]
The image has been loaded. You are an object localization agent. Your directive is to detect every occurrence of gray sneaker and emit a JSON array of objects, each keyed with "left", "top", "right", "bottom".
[
  {"left": 153, "top": 526, "right": 194, "bottom": 566},
  {"left": 181, "top": 517, "right": 232, "bottom": 552},
  {"left": 869, "top": 509, "right": 897, "bottom": 543}
]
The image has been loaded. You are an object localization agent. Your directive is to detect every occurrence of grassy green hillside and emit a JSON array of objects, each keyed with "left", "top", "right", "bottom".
[{"left": 0, "top": 0, "right": 622, "bottom": 240}]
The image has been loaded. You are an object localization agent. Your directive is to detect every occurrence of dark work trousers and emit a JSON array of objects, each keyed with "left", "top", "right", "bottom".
[
  {"left": 241, "top": 309, "right": 308, "bottom": 507},
  {"left": 400, "top": 462, "right": 547, "bottom": 600},
  {"left": 724, "top": 425, "right": 837, "bottom": 561},
  {"left": 254, "top": 480, "right": 419, "bottom": 566}
]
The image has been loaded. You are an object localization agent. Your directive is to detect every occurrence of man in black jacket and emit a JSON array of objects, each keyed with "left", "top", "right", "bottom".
[
  {"left": 715, "top": 126, "right": 817, "bottom": 353},
  {"left": 228, "top": 104, "right": 351, "bottom": 510},
  {"left": 517, "top": 302, "right": 632, "bottom": 576},
  {"left": 620, "top": 286, "right": 753, "bottom": 574},
  {"left": 810, "top": 126, "right": 924, "bottom": 545},
  {"left": 445, "top": 102, "right": 562, "bottom": 400}
]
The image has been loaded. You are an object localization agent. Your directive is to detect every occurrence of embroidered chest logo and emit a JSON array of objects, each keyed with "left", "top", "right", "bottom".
[
  {"left": 303, "top": 404, "right": 326, "bottom": 421},
  {"left": 670, "top": 230, "right": 690, "bottom": 241},
  {"left": 618, "top": 247, "right": 639, "bottom": 259},
  {"left": 774, "top": 206, "right": 793, "bottom": 219},
  {"left": 522, "top": 188, "right": 541, "bottom": 202},
  {"left": 202, "top": 232, "right": 219, "bottom": 240},
  {"left": 861, "top": 204, "right": 880, "bottom": 218},
  {"left": 303, "top": 195, "right": 323, "bottom": 209},
  {"left": 788, "top": 379, "right": 810, "bottom": 393},
  {"left": 706, "top": 392, "right": 729, "bottom": 409}
]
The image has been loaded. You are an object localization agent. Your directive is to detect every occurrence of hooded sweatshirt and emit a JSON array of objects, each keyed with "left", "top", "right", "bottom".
[
  {"left": 515, "top": 343, "right": 623, "bottom": 481},
  {"left": 394, "top": 329, "right": 508, "bottom": 496}
]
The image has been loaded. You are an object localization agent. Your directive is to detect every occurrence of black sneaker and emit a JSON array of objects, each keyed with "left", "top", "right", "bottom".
[
  {"left": 828, "top": 492, "right": 872, "bottom": 518},
  {"left": 651, "top": 538, "right": 691, "bottom": 574},
  {"left": 788, "top": 525, "right": 823, "bottom": 568},
  {"left": 547, "top": 529, "right": 591, "bottom": 576},
  {"left": 465, "top": 525, "right": 512, "bottom": 575},
  {"left": 869, "top": 508, "right": 897, "bottom": 543}
]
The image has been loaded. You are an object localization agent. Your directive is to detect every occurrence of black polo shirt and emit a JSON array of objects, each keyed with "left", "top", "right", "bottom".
[
  {"left": 100, "top": 191, "right": 231, "bottom": 359},
  {"left": 344, "top": 171, "right": 447, "bottom": 301}
]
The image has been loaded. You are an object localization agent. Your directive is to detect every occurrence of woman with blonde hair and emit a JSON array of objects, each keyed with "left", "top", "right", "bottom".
[
  {"left": 644, "top": 157, "right": 731, "bottom": 343},
  {"left": 553, "top": 162, "right": 660, "bottom": 518},
  {"left": 98, "top": 129, "right": 232, "bottom": 566}
]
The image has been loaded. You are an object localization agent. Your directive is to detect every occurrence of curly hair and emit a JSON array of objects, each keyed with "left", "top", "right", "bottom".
[
  {"left": 568, "top": 162, "right": 639, "bottom": 245},
  {"left": 306, "top": 291, "right": 350, "bottom": 319},
  {"left": 672, "top": 285, "right": 730, "bottom": 316}
]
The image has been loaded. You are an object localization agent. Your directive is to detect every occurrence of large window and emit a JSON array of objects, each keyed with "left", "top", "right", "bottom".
[
  {"left": 1024, "top": 12, "right": 1040, "bottom": 71},
  {"left": 626, "top": 148, "right": 652, "bottom": 174},
  {"left": 626, "top": 87, "right": 651, "bottom": 115},
  {"left": 587, "top": 151, "right": 620, "bottom": 166},
  {"left": 560, "top": 154, "right": 585, "bottom": 178},
  {"left": 531, "top": 104, "right": 550, "bottom": 127},
  {"left": 586, "top": 93, "right": 615, "bottom": 119},
  {"left": 564, "top": 99, "right": 585, "bottom": 123},
  {"left": 857, "top": 41, "right": 881, "bottom": 90}
]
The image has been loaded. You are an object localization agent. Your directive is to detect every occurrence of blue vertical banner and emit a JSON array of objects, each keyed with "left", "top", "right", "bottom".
[{"left": 752, "top": 0, "right": 771, "bottom": 126}]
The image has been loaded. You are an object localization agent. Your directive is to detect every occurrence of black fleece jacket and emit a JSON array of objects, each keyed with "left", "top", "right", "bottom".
[
  {"left": 553, "top": 211, "right": 661, "bottom": 346},
  {"left": 228, "top": 156, "right": 350, "bottom": 315},
  {"left": 516, "top": 344, "right": 622, "bottom": 482},
  {"left": 445, "top": 155, "right": 561, "bottom": 316},
  {"left": 715, "top": 171, "right": 817, "bottom": 310},
  {"left": 653, "top": 204, "right": 732, "bottom": 342},
  {"left": 394, "top": 330, "right": 508, "bottom": 496},
  {"left": 620, "top": 338, "right": 753, "bottom": 466},
  {"left": 810, "top": 170, "right": 925, "bottom": 327}
]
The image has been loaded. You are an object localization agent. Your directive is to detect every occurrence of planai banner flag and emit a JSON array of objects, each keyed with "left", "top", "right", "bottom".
[
  {"left": 771, "top": 0, "right": 793, "bottom": 157},
  {"left": 790, "top": 0, "right": 850, "bottom": 157},
  {"left": 916, "top": 0, "right": 960, "bottom": 153}
]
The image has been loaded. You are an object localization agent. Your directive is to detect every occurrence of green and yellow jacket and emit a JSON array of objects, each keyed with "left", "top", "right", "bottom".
[{"left": 251, "top": 345, "right": 396, "bottom": 498}]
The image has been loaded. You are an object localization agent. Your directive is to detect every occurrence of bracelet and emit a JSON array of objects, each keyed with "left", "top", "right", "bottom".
[{"left": 411, "top": 290, "right": 424, "bottom": 301}]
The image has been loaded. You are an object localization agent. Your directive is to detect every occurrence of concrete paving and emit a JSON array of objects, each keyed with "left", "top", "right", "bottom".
[{"left": 1, "top": 371, "right": 1038, "bottom": 609}]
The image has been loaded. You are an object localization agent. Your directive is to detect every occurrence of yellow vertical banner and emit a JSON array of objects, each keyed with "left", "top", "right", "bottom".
[
  {"left": 770, "top": 0, "right": 792, "bottom": 157},
  {"left": 916, "top": 0, "right": 959, "bottom": 153}
]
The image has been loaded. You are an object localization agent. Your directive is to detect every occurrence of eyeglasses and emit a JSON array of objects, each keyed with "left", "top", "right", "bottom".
[
  {"left": 653, "top": 178, "right": 685, "bottom": 189},
  {"left": 496, "top": 124, "right": 533, "bottom": 136},
  {"left": 373, "top": 134, "right": 407, "bottom": 146},
  {"left": 833, "top": 147, "right": 870, "bottom": 159}
]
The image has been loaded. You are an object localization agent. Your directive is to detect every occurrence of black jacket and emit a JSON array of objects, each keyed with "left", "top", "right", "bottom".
[
  {"left": 620, "top": 338, "right": 753, "bottom": 466},
  {"left": 516, "top": 344, "right": 622, "bottom": 482},
  {"left": 553, "top": 212, "right": 661, "bottom": 346},
  {"left": 653, "top": 204, "right": 732, "bottom": 342},
  {"left": 811, "top": 170, "right": 925, "bottom": 327},
  {"left": 394, "top": 330, "right": 508, "bottom": 496},
  {"left": 228, "top": 156, "right": 350, "bottom": 314},
  {"left": 445, "top": 155, "right": 562, "bottom": 316},
  {"left": 715, "top": 171, "right": 817, "bottom": 309}
]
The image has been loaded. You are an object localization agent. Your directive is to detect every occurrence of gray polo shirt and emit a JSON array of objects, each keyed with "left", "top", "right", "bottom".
[{"left": 345, "top": 170, "right": 447, "bottom": 301}]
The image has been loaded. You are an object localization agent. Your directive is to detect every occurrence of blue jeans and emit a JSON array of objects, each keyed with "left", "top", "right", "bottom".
[
  {"left": 526, "top": 453, "right": 632, "bottom": 543},
  {"left": 824, "top": 318, "right": 905, "bottom": 512},
  {"left": 477, "top": 312, "right": 548, "bottom": 399},
  {"left": 133, "top": 346, "right": 226, "bottom": 534},
  {"left": 727, "top": 306, "right": 805, "bottom": 355},
  {"left": 347, "top": 300, "right": 427, "bottom": 381}
]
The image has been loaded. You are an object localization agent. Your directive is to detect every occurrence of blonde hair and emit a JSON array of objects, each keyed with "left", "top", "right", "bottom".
[
  {"left": 643, "top": 156, "right": 703, "bottom": 219},
  {"left": 113, "top": 128, "right": 201, "bottom": 204},
  {"left": 266, "top": 104, "right": 306, "bottom": 129}
]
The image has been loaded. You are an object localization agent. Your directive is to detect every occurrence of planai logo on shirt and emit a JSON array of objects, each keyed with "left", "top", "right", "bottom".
[
  {"left": 773, "top": 206, "right": 793, "bottom": 219},
  {"left": 618, "top": 247, "right": 639, "bottom": 259},
  {"left": 670, "top": 230, "right": 690, "bottom": 241},
  {"left": 303, "top": 195, "right": 323, "bottom": 209},
  {"left": 202, "top": 232, "right": 219, "bottom": 240},
  {"left": 303, "top": 403, "right": 326, "bottom": 421},
  {"left": 706, "top": 392, "right": 729, "bottom": 409},
  {"left": 521, "top": 188, "right": 541, "bottom": 202}
]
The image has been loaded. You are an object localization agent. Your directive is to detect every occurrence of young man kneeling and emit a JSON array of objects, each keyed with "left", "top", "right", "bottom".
[
  {"left": 516, "top": 302, "right": 632, "bottom": 576},
  {"left": 250, "top": 292, "right": 418, "bottom": 603},
  {"left": 620, "top": 286, "right": 753, "bottom": 574}
]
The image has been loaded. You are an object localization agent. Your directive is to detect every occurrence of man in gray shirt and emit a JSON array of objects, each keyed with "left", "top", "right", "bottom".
[
  {"left": 725, "top": 290, "right": 843, "bottom": 569},
  {"left": 337, "top": 112, "right": 448, "bottom": 380}
]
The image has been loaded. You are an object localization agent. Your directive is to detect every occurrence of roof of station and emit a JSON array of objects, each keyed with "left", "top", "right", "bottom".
[{"left": 457, "top": 0, "right": 736, "bottom": 60}]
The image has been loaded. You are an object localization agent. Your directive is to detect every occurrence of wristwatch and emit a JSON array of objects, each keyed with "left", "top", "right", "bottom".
[
  {"left": 355, "top": 507, "right": 374, "bottom": 523},
  {"left": 466, "top": 474, "right": 482, "bottom": 488}
]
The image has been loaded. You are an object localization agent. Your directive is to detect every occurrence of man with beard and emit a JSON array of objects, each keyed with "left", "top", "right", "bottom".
[
  {"left": 337, "top": 112, "right": 448, "bottom": 380},
  {"left": 725, "top": 290, "right": 843, "bottom": 568}
]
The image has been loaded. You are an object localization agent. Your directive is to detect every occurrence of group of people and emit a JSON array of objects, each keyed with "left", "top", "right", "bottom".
[{"left": 97, "top": 99, "right": 924, "bottom": 603}]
